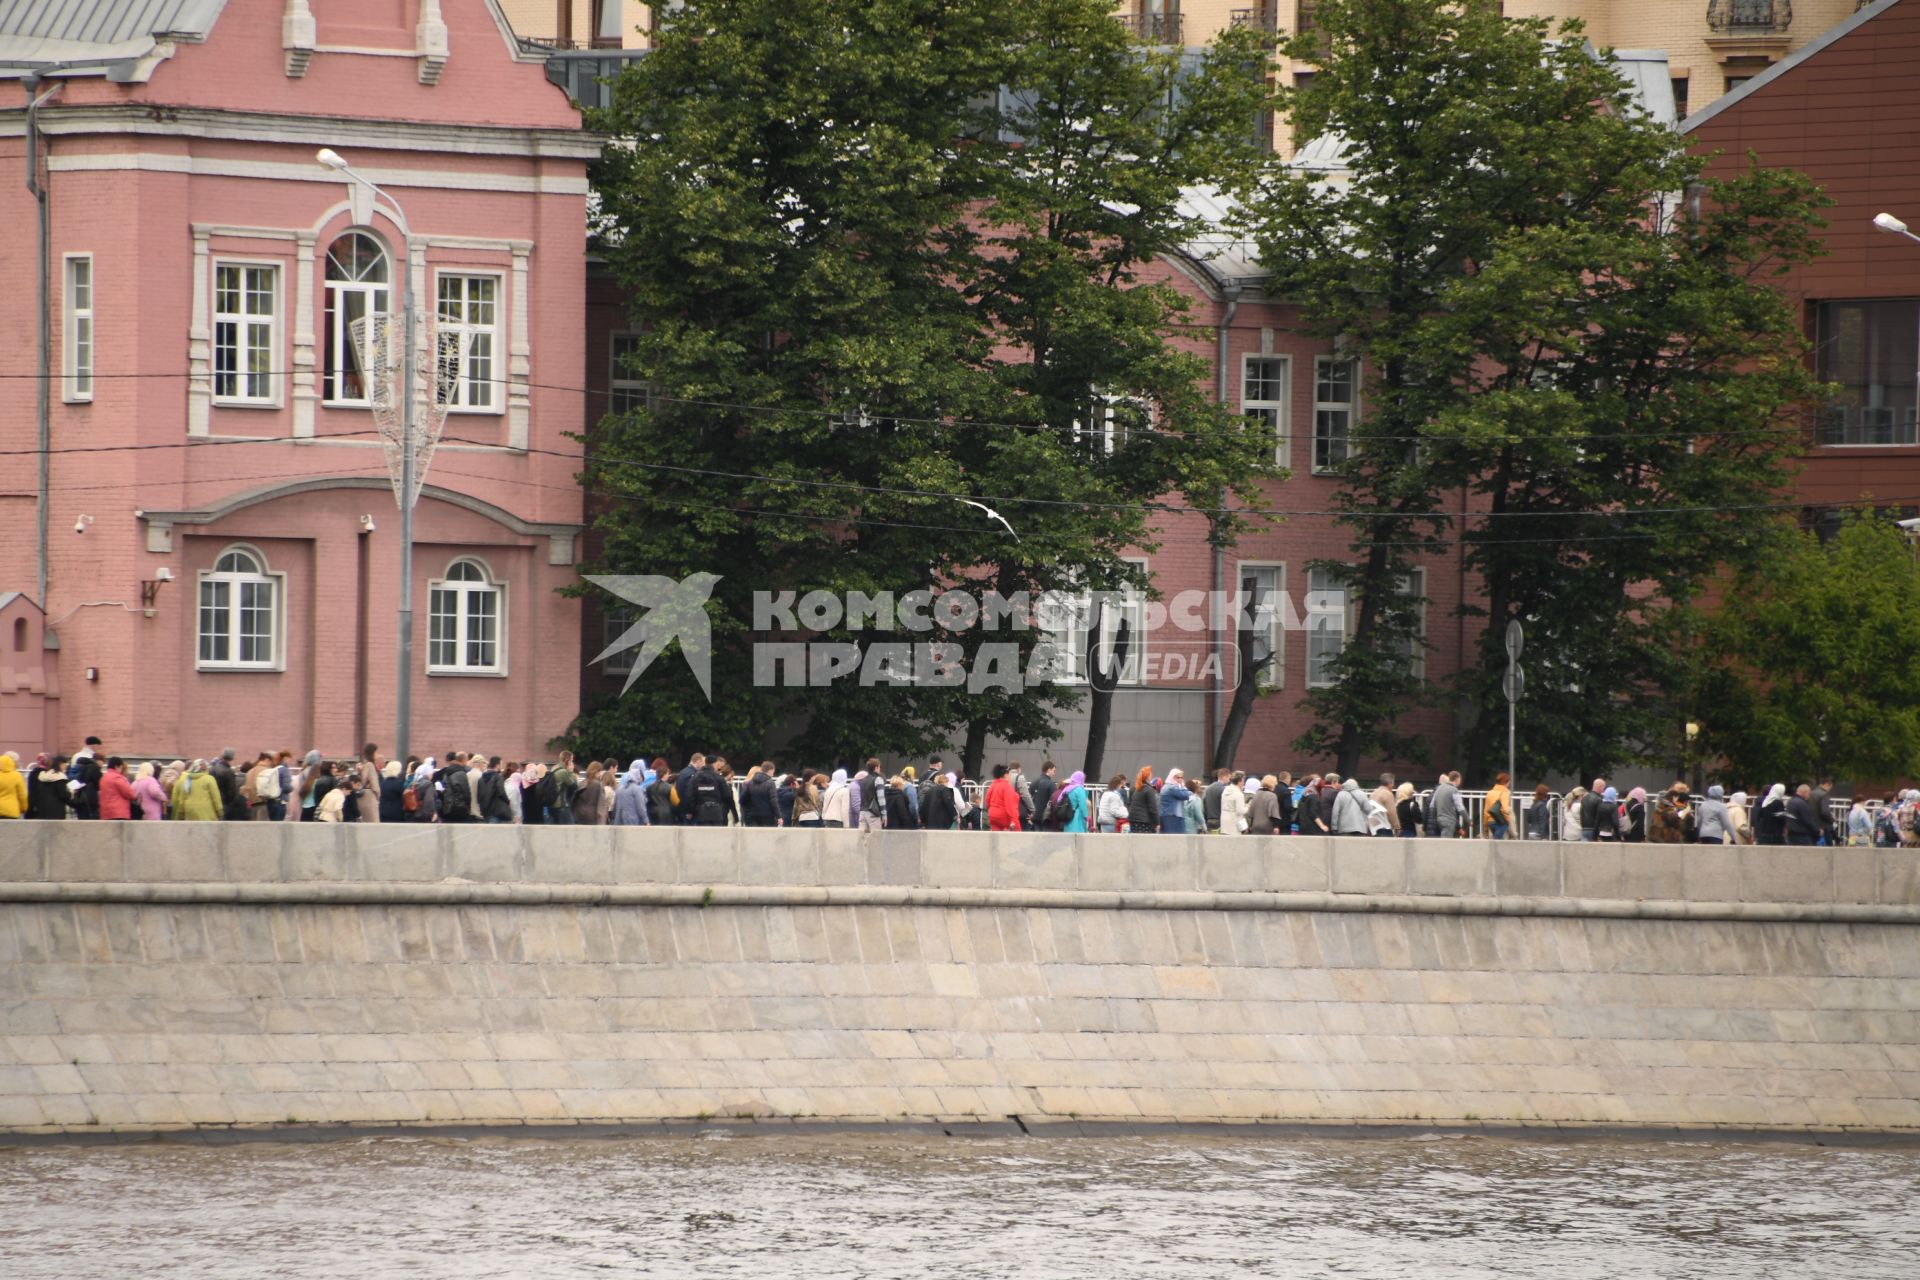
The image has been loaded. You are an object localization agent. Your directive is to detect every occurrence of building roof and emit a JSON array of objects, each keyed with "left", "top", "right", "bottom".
[
  {"left": 0, "top": 0, "right": 225, "bottom": 76},
  {"left": 1173, "top": 185, "right": 1266, "bottom": 288},
  {"left": 1609, "top": 49, "right": 1677, "bottom": 129},
  {"left": 1682, "top": 0, "right": 1906, "bottom": 133}
]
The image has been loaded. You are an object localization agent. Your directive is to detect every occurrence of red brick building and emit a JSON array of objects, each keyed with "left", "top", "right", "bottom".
[{"left": 1685, "top": 0, "right": 1920, "bottom": 520}]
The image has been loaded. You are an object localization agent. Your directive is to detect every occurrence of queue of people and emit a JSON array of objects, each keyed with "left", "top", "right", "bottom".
[{"left": 6, "top": 735, "right": 1916, "bottom": 848}]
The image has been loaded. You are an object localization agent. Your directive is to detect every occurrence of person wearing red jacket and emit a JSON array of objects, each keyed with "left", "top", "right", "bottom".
[
  {"left": 98, "top": 757, "right": 136, "bottom": 821},
  {"left": 985, "top": 763, "right": 1022, "bottom": 832}
]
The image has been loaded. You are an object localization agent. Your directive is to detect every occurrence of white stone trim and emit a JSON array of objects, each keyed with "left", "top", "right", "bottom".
[
  {"left": 416, "top": 0, "right": 449, "bottom": 85},
  {"left": 12, "top": 105, "right": 600, "bottom": 161},
  {"left": 47, "top": 152, "right": 589, "bottom": 195},
  {"left": 292, "top": 233, "right": 319, "bottom": 437},
  {"left": 188, "top": 232, "right": 212, "bottom": 435},
  {"left": 283, "top": 0, "right": 316, "bottom": 77},
  {"left": 508, "top": 245, "right": 532, "bottom": 451}
]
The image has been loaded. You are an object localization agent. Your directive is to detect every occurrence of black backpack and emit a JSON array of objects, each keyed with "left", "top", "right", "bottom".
[
  {"left": 1421, "top": 795, "right": 1439, "bottom": 838},
  {"left": 1041, "top": 788, "right": 1075, "bottom": 832},
  {"left": 443, "top": 769, "right": 472, "bottom": 820},
  {"left": 534, "top": 771, "right": 560, "bottom": 812}
]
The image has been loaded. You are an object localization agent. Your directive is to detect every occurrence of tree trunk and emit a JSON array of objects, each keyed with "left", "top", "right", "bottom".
[
  {"left": 1082, "top": 603, "right": 1131, "bottom": 784},
  {"left": 1213, "top": 577, "right": 1272, "bottom": 770},
  {"left": 962, "top": 718, "right": 989, "bottom": 783},
  {"left": 1335, "top": 539, "right": 1395, "bottom": 777}
]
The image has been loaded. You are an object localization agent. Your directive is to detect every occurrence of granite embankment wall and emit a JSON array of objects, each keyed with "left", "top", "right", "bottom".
[{"left": 3, "top": 823, "right": 1919, "bottom": 1135}]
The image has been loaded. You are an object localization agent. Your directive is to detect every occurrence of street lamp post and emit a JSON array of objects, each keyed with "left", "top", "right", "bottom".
[
  {"left": 318, "top": 149, "right": 418, "bottom": 765},
  {"left": 1872, "top": 213, "right": 1920, "bottom": 459}
]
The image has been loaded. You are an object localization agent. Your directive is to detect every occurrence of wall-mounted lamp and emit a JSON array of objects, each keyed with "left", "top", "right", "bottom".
[
  {"left": 84, "top": 667, "right": 98, "bottom": 682},
  {"left": 359, "top": 514, "right": 376, "bottom": 534},
  {"left": 73, "top": 514, "right": 95, "bottom": 535}
]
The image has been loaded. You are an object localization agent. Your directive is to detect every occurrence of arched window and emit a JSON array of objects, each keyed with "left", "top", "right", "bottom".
[
  {"left": 198, "top": 546, "right": 280, "bottom": 670},
  {"left": 323, "top": 232, "right": 390, "bottom": 404},
  {"left": 11, "top": 616, "right": 26, "bottom": 652},
  {"left": 428, "top": 558, "right": 504, "bottom": 674}
]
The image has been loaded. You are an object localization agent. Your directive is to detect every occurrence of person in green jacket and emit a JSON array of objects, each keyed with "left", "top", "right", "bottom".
[{"left": 170, "top": 759, "right": 223, "bottom": 821}]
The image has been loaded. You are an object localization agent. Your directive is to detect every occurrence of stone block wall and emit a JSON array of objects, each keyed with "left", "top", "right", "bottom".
[{"left": 1, "top": 826, "right": 1917, "bottom": 1135}]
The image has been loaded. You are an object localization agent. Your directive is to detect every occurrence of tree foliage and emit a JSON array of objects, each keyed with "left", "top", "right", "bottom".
[
  {"left": 1246, "top": 0, "right": 1826, "bottom": 779},
  {"left": 572, "top": 0, "right": 1280, "bottom": 766},
  {"left": 1694, "top": 513, "right": 1920, "bottom": 786}
]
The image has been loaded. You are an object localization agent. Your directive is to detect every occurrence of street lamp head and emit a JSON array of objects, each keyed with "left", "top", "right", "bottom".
[
  {"left": 316, "top": 148, "right": 349, "bottom": 171},
  {"left": 1872, "top": 212, "right": 1909, "bottom": 235}
]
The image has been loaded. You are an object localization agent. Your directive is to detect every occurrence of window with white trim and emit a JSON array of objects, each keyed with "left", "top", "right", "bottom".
[
  {"left": 1816, "top": 299, "right": 1919, "bottom": 446},
  {"left": 1073, "top": 391, "right": 1148, "bottom": 455},
  {"left": 435, "top": 273, "right": 500, "bottom": 412},
  {"left": 1242, "top": 356, "right": 1290, "bottom": 468},
  {"left": 602, "top": 605, "right": 638, "bottom": 676},
  {"left": 1060, "top": 558, "right": 1147, "bottom": 685},
  {"left": 64, "top": 255, "right": 93, "bottom": 402},
  {"left": 1305, "top": 566, "right": 1345, "bottom": 688},
  {"left": 1312, "top": 356, "right": 1355, "bottom": 474},
  {"left": 1394, "top": 568, "right": 1427, "bottom": 680},
  {"left": 1237, "top": 562, "right": 1284, "bottom": 689},
  {"left": 323, "top": 232, "right": 390, "bottom": 404},
  {"left": 609, "top": 331, "right": 648, "bottom": 414},
  {"left": 428, "top": 559, "right": 504, "bottom": 674},
  {"left": 213, "top": 263, "right": 277, "bottom": 404},
  {"left": 197, "top": 547, "right": 280, "bottom": 670}
]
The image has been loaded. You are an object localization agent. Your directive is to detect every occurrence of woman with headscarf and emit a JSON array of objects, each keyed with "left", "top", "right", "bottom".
[
  {"left": 1219, "top": 771, "right": 1247, "bottom": 835},
  {"left": 1593, "top": 786, "right": 1621, "bottom": 841},
  {"left": 1157, "top": 769, "right": 1192, "bottom": 834},
  {"left": 1127, "top": 766, "right": 1159, "bottom": 834},
  {"left": 822, "top": 768, "right": 851, "bottom": 828},
  {"left": 131, "top": 762, "right": 168, "bottom": 821},
  {"left": 1560, "top": 787, "right": 1586, "bottom": 843},
  {"left": 1621, "top": 787, "right": 1649, "bottom": 843},
  {"left": 1055, "top": 770, "right": 1090, "bottom": 833},
  {"left": 172, "top": 760, "right": 223, "bottom": 821},
  {"left": 1755, "top": 784, "right": 1788, "bottom": 845},
  {"left": 377, "top": 760, "right": 408, "bottom": 824},
  {"left": 1395, "top": 781, "right": 1423, "bottom": 839},
  {"left": 613, "top": 761, "right": 650, "bottom": 826},
  {"left": 1727, "top": 790, "right": 1753, "bottom": 845},
  {"left": 1697, "top": 785, "right": 1733, "bottom": 845}
]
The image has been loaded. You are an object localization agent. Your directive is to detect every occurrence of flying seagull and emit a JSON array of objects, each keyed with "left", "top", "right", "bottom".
[{"left": 961, "top": 499, "right": 1019, "bottom": 540}]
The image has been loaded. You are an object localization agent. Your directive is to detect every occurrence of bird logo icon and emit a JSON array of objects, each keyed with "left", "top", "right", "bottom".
[{"left": 586, "top": 572, "right": 722, "bottom": 699}]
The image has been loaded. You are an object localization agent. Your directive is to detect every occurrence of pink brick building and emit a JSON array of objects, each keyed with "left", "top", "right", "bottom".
[{"left": 0, "top": 1, "right": 598, "bottom": 762}]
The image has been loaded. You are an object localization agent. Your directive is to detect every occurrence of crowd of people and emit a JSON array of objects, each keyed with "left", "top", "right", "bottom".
[{"left": 3, "top": 739, "right": 1917, "bottom": 848}]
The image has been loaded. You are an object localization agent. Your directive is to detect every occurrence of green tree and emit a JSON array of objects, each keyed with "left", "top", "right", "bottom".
[
  {"left": 1246, "top": 0, "right": 1824, "bottom": 778},
  {"left": 576, "top": 0, "right": 1279, "bottom": 769},
  {"left": 1694, "top": 513, "right": 1920, "bottom": 786}
]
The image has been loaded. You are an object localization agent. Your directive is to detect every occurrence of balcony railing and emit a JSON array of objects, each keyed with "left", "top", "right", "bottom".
[
  {"left": 1229, "top": 7, "right": 1279, "bottom": 31},
  {"left": 1706, "top": 0, "right": 1792, "bottom": 35},
  {"left": 516, "top": 34, "right": 627, "bottom": 52},
  {"left": 1117, "top": 12, "right": 1184, "bottom": 43}
]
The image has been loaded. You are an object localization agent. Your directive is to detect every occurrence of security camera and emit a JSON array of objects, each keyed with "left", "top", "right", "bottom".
[
  {"left": 74, "top": 514, "right": 94, "bottom": 534},
  {"left": 359, "top": 514, "right": 376, "bottom": 533},
  {"left": 1898, "top": 517, "right": 1920, "bottom": 532}
]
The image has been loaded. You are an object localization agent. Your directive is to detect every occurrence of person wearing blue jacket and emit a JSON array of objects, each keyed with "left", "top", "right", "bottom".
[{"left": 1159, "top": 768, "right": 1193, "bottom": 834}]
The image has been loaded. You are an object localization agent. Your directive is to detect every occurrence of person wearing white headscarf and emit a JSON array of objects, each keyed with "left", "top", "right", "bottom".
[
  {"left": 822, "top": 768, "right": 851, "bottom": 828},
  {"left": 1756, "top": 783, "right": 1788, "bottom": 845},
  {"left": 613, "top": 760, "right": 650, "bottom": 826},
  {"left": 1219, "top": 771, "right": 1249, "bottom": 834},
  {"left": 1726, "top": 790, "right": 1753, "bottom": 845}
]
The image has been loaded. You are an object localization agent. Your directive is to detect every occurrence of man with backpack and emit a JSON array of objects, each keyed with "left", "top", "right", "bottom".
[
  {"left": 684, "top": 757, "right": 737, "bottom": 826},
  {"left": 1030, "top": 763, "right": 1058, "bottom": 825},
  {"left": 439, "top": 753, "right": 475, "bottom": 824},
  {"left": 857, "top": 757, "right": 886, "bottom": 832}
]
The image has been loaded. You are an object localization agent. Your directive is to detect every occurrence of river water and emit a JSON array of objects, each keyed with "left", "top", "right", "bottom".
[{"left": 2, "top": 1132, "right": 1915, "bottom": 1277}]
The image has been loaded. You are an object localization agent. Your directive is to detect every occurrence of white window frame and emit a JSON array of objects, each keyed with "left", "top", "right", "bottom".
[
  {"left": 212, "top": 259, "right": 280, "bottom": 406},
  {"left": 1073, "top": 391, "right": 1150, "bottom": 455},
  {"left": 1396, "top": 567, "right": 1428, "bottom": 682},
  {"left": 609, "top": 331, "right": 649, "bottom": 415},
  {"left": 322, "top": 232, "right": 391, "bottom": 406},
  {"left": 435, "top": 271, "right": 503, "bottom": 414},
  {"left": 196, "top": 544, "right": 284, "bottom": 672},
  {"left": 1235, "top": 560, "right": 1285, "bottom": 690},
  {"left": 1241, "top": 355, "right": 1291, "bottom": 469},
  {"left": 1312, "top": 355, "right": 1357, "bottom": 475},
  {"left": 602, "top": 604, "right": 638, "bottom": 676},
  {"left": 1060, "top": 557, "right": 1148, "bottom": 686},
  {"left": 63, "top": 253, "right": 93, "bottom": 403},
  {"left": 427, "top": 558, "right": 507, "bottom": 676},
  {"left": 1305, "top": 565, "right": 1346, "bottom": 689}
]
